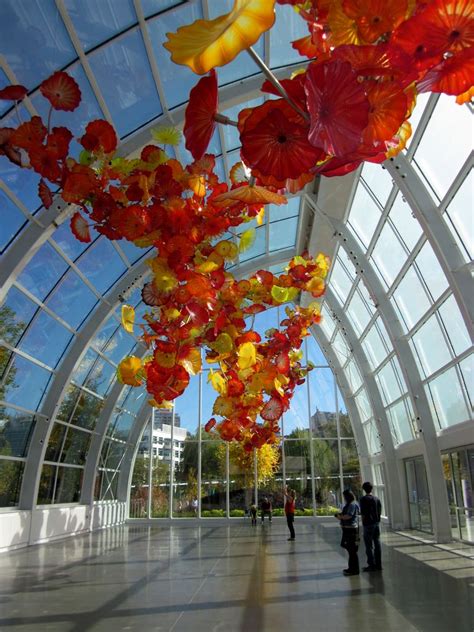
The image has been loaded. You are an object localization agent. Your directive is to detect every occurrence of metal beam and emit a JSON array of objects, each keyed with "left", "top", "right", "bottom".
[
  {"left": 18, "top": 261, "right": 148, "bottom": 509},
  {"left": 307, "top": 195, "right": 452, "bottom": 542}
]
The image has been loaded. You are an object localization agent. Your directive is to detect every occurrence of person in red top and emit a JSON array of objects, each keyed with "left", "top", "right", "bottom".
[{"left": 284, "top": 485, "right": 296, "bottom": 541}]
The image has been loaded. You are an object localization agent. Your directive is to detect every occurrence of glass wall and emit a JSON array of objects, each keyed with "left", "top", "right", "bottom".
[
  {"left": 405, "top": 456, "right": 432, "bottom": 533},
  {"left": 128, "top": 307, "right": 362, "bottom": 519},
  {"left": 442, "top": 446, "right": 474, "bottom": 543}
]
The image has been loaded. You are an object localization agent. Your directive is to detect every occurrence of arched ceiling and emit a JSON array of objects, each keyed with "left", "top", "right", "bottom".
[{"left": 0, "top": 0, "right": 472, "bottom": 526}]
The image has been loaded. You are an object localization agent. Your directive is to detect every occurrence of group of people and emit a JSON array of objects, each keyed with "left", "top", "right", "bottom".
[
  {"left": 335, "top": 482, "right": 382, "bottom": 576},
  {"left": 249, "top": 481, "right": 382, "bottom": 575},
  {"left": 249, "top": 487, "right": 297, "bottom": 540}
]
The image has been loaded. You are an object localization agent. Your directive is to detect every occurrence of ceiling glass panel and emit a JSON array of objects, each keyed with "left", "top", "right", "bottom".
[
  {"left": 76, "top": 239, "right": 127, "bottom": 294},
  {"left": 375, "top": 360, "right": 403, "bottom": 406},
  {"left": 347, "top": 183, "right": 381, "bottom": 250},
  {"left": 413, "top": 96, "right": 472, "bottom": 200},
  {"left": 269, "top": 217, "right": 298, "bottom": 251},
  {"left": 110, "top": 412, "right": 135, "bottom": 442},
  {"left": 386, "top": 398, "right": 415, "bottom": 445},
  {"left": 0, "top": 407, "right": 36, "bottom": 458},
  {"left": 64, "top": 0, "right": 136, "bottom": 51},
  {"left": 329, "top": 258, "right": 353, "bottom": 305},
  {"left": 117, "top": 239, "right": 151, "bottom": 265},
  {"left": 410, "top": 313, "right": 452, "bottom": 379},
  {"left": 17, "top": 243, "right": 68, "bottom": 302},
  {"left": 377, "top": 317, "right": 393, "bottom": 353},
  {"left": 357, "top": 281, "right": 376, "bottom": 317},
  {"left": 71, "top": 348, "right": 98, "bottom": 386},
  {"left": 426, "top": 366, "right": 470, "bottom": 429},
  {"left": 69, "top": 389, "right": 104, "bottom": 430},
  {"left": 88, "top": 28, "right": 162, "bottom": 136},
  {"left": 84, "top": 358, "right": 115, "bottom": 397},
  {"left": 360, "top": 162, "right": 393, "bottom": 208},
  {"left": 362, "top": 321, "right": 388, "bottom": 371},
  {"left": 0, "top": 0, "right": 75, "bottom": 87},
  {"left": 355, "top": 388, "right": 372, "bottom": 422},
  {"left": 405, "top": 92, "right": 431, "bottom": 151},
  {"left": 1, "top": 288, "right": 38, "bottom": 347},
  {"left": 146, "top": 0, "right": 203, "bottom": 108},
  {"left": 51, "top": 223, "right": 97, "bottom": 262},
  {"left": 45, "top": 271, "right": 98, "bottom": 329},
  {"left": 1, "top": 352, "right": 51, "bottom": 411},
  {"left": 270, "top": 2, "right": 308, "bottom": 67},
  {"left": 344, "top": 360, "right": 363, "bottom": 394},
  {"left": 346, "top": 289, "right": 372, "bottom": 336},
  {"left": 459, "top": 354, "right": 473, "bottom": 408},
  {"left": 444, "top": 169, "right": 473, "bottom": 261},
  {"left": 332, "top": 331, "right": 351, "bottom": 366},
  {"left": 0, "top": 190, "right": 26, "bottom": 253},
  {"left": 320, "top": 305, "right": 336, "bottom": 339},
  {"left": 415, "top": 241, "right": 449, "bottom": 302},
  {"left": 364, "top": 419, "right": 381, "bottom": 454},
  {"left": 103, "top": 328, "right": 136, "bottom": 365},
  {"left": 221, "top": 97, "right": 263, "bottom": 151},
  {"left": 0, "top": 156, "right": 43, "bottom": 214},
  {"left": 307, "top": 334, "right": 329, "bottom": 366},
  {"left": 389, "top": 192, "right": 422, "bottom": 251},
  {"left": 391, "top": 265, "right": 431, "bottom": 332},
  {"left": 60, "top": 427, "right": 91, "bottom": 465},
  {"left": 371, "top": 223, "right": 407, "bottom": 289},
  {"left": 17, "top": 310, "right": 73, "bottom": 369},
  {"left": 437, "top": 294, "right": 471, "bottom": 358},
  {"left": 141, "top": 0, "right": 182, "bottom": 18},
  {"left": 270, "top": 196, "right": 300, "bottom": 222}
]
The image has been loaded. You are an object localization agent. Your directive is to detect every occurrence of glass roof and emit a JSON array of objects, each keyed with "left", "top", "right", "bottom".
[{"left": 0, "top": 2, "right": 472, "bottom": 511}]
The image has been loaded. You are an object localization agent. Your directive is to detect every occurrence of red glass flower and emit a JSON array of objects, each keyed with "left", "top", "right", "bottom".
[
  {"left": 40, "top": 71, "right": 81, "bottom": 111},
  {"left": 240, "top": 100, "right": 324, "bottom": 180},
  {"left": 184, "top": 70, "right": 218, "bottom": 160},
  {"left": 305, "top": 59, "right": 370, "bottom": 157}
]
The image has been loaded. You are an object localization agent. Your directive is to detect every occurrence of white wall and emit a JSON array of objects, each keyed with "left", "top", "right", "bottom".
[{"left": 0, "top": 501, "right": 126, "bottom": 552}]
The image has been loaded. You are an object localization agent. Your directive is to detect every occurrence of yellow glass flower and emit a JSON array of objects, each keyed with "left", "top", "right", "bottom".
[
  {"left": 121, "top": 305, "right": 135, "bottom": 333},
  {"left": 164, "top": 0, "right": 276, "bottom": 75},
  {"left": 117, "top": 356, "right": 142, "bottom": 386},
  {"left": 151, "top": 126, "right": 182, "bottom": 146},
  {"left": 239, "top": 228, "right": 256, "bottom": 253},
  {"left": 237, "top": 342, "right": 257, "bottom": 370},
  {"left": 209, "top": 370, "right": 228, "bottom": 395}
]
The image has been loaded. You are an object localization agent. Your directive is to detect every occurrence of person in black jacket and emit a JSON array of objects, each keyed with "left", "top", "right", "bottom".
[{"left": 359, "top": 481, "right": 382, "bottom": 572}]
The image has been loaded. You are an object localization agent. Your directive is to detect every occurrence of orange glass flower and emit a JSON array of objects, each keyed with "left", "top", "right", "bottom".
[
  {"left": 240, "top": 100, "right": 324, "bottom": 180},
  {"left": 164, "top": 0, "right": 276, "bottom": 75}
]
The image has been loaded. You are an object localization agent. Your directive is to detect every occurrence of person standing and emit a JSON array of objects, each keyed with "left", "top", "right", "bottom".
[
  {"left": 360, "top": 481, "right": 382, "bottom": 572},
  {"left": 335, "top": 489, "right": 360, "bottom": 576},
  {"left": 261, "top": 496, "right": 272, "bottom": 523},
  {"left": 284, "top": 486, "right": 296, "bottom": 541}
]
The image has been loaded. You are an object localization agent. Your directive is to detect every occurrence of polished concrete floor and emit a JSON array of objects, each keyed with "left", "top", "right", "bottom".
[{"left": 0, "top": 520, "right": 472, "bottom": 631}]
